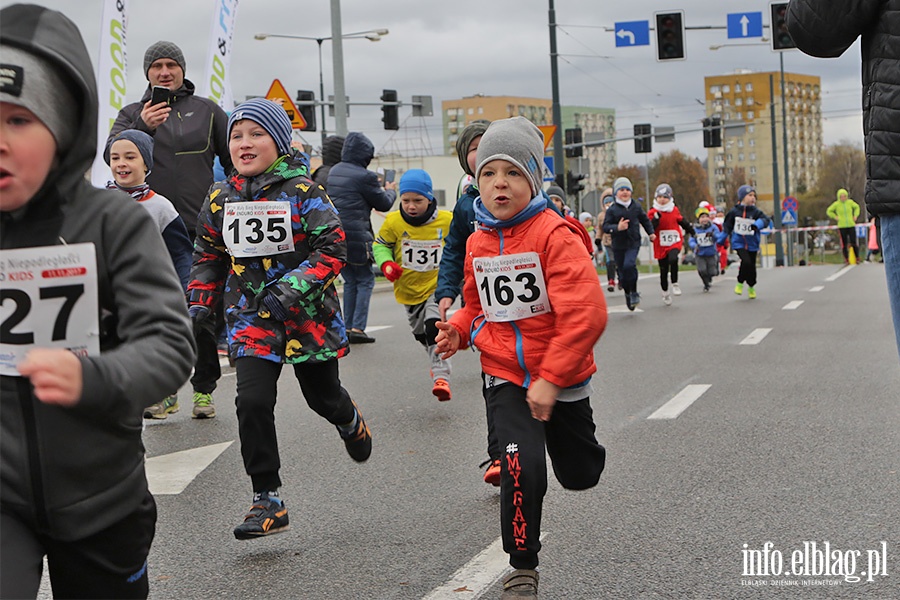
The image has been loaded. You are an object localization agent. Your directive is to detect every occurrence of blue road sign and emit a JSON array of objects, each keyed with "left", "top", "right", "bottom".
[
  {"left": 781, "top": 209, "right": 797, "bottom": 225},
  {"left": 543, "top": 156, "right": 555, "bottom": 181},
  {"left": 727, "top": 12, "right": 763, "bottom": 39},
  {"left": 614, "top": 20, "right": 650, "bottom": 47}
]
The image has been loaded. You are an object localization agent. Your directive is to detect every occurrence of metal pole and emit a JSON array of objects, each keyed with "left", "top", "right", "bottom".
[
  {"left": 780, "top": 53, "right": 793, "bottom": 265},
  {"left": 548, "top": 0, "right": 564, "bottom": 187},
  {"left": 330, "top": 0, "right": 348, "bottom": 135},
  {"left": 769, "top": 74, "right": 785, "bottom": 267},
  {"left": 317, "top": 39, "right": 327, "bottom": 146}
]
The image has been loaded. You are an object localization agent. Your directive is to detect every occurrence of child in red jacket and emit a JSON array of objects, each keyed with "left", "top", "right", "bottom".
[
  {"left": 648, "top": 183, "right": 694, "bottom": 305},
  {"left": 435, "top": 117, "right": 606, "bottom": 598}
]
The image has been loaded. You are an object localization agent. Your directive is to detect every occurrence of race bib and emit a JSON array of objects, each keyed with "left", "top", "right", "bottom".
[
  {"left": 472, "top": 252, "right": 550, "bottom": 322},
  {"left": 223, "top": 201, "right": 292, "bottom": 258},
  {"left": 734, "top": 217, "right": 754, "bottom": 236},
  {"left": 658, "top": 229, "right": 680, "bottom": 247},
  {"left": 0, "top": 243, "right": 100, "bottom": 376},
  {"left": 696, "top": 232, "right": 715, "bottom": 247},
  {"left": 401, "top": 238, "right": 442, "bottom": 272}
]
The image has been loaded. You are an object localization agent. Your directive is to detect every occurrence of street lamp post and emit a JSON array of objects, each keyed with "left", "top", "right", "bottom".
[{"left": 254, "top": 28, "right": 389, "bottom": 146}]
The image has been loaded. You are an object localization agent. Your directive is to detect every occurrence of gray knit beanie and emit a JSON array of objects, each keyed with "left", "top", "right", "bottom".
[
  {"left": 475, "top": 117, "right": 545, "bottom": 196},
  {"left": 455, "top": 120, "right": 489, "bottom": 177},
  {"left": 613, "top": 177, "right": 633, "bottom": 195},
  {"left": 0, "top": 44, "right": 77, "bottom": 153},
  {"left": 545, "top": 185, "right": 565, "bottom": 200},
  {"left": 143, "top": 41, "right": 186, "bottom": 79},
  {"left": 104, "top": 129, "right": 154, "bottom": 174}
]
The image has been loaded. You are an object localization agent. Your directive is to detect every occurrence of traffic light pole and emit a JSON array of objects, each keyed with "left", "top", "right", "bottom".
[
  {"left": 769, "top": 74, "right": 785, "bottom": 267},
  {"left": 548, "top": 0, "right": 565, "bottom": 198}
]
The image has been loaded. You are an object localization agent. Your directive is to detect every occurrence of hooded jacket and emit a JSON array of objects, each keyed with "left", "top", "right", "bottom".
[
  {"left": 107, "top": 77, "right": 232, "bottom": 234},
  {"left": 311, "top": 134, "right": 345, "bottom": 187},
  {"left": 787, "top": 0, "right": 900, "bottom": 216},
  {"left": 188, "top": 154, "right": 350, "bottom": 364},
  {"left": 826, "top": 189, "right": 861, "bottom": 228},
  {"left": 326, "top": 132, "right": 396, "bottom": 265},
  {"left": 0, "top": 5, "right": 195, "bottom": 541}
]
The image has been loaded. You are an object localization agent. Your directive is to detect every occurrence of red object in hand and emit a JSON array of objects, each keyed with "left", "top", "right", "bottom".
[{"left": 382, "top": 261, "right": 403, "bottom": 282}]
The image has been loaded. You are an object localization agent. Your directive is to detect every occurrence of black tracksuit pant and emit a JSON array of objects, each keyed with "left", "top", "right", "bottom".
[{"left": 486, "top": 383, "right": 605, "bottom": 570}]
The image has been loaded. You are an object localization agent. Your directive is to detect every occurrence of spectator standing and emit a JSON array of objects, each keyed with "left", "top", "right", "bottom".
[
  {"left": 311, "top": 134, "right": 345, "bottom": 188},
  {"left": 826, "top": 188, "right": 862, "bottom": 264},
  {"left": 787, "top": 0, "right": 900, "bottom": 358},
  {"left": 327, "top": 132, "right": 397, "bottom": 343},
  {"left": 107, "top": 40, "right": 232, "bottom": 419}
]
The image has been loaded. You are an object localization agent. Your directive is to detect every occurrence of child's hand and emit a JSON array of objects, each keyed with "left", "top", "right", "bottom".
[
  {"left": 140, "top": 100, "right": 172, "bottom": 131},
  {"left": 381, "top": 261, "right": 403, "bottom": 282},
  {"left": 526, "top": 378, "right": 561, "bottom": 422},
  {"left": 649, "top": 233, "right": 657, "bottom": 242},
  {"left": 434, "top": 321, "right": 460, "bottom": 359},
  {"left": 17, "top": 349, "right": 83, "bottom": 407},
  {"left": 438, "top": 297, "right": 454, "bottom": 321},
  {"left": 617, "top": 218, "right": 629, "bottom": 231}
]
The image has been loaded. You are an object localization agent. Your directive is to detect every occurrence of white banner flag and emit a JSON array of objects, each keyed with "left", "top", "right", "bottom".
[
  {"left": 201, "top": 0, "right": 240, "bottom": 112},
  {"left": 90, "top": 0, "right": 128, "bottom": 188}
]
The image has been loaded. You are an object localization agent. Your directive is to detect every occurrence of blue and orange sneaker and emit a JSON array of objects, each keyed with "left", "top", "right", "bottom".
[{"left": 233, "top": 492, "right": 290, "bottom": 540}]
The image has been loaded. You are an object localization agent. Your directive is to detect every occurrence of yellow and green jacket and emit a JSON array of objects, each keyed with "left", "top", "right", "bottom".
[
  {"left": 374, "top": 210, "right": 453, "bottom": 305},
  {"left": 826, "top": 189, "right": 860, "bottom": 228}
]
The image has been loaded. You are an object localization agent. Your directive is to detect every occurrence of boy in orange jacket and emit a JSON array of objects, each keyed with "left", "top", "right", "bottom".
[{"left": 435, "top": 117, "right": 606, "bottom": 598}]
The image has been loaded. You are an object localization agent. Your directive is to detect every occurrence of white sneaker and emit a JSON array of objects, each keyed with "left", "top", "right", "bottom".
[
  {"left": 671, "top": 283, "right": 682, "bottom": 296},
  {"left": 662, "top": 290, "right": 672, "bottom": 306}
]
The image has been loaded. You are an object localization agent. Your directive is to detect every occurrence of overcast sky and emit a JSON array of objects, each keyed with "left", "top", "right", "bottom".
[{"left": 4, "top": 0, "right": 866, "bottom": 165}]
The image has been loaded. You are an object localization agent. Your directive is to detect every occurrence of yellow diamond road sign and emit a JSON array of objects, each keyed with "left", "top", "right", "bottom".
[{"left": 265, "top": 78, "right": 307, "bottom": 130}]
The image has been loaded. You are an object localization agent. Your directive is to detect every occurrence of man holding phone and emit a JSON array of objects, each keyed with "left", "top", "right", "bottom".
[{"left": 107, "top": 41, "right": 232, "bottom": 420}]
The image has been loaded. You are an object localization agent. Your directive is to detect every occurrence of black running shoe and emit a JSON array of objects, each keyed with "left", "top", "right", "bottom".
[
  {"left": 233, "top": 493, "right": 290, "bottom": 540},
  {"left": 625, "top": 292, "right": 634, "bottom": 311},
  {"left": 339, "top": 403, "right": 372, "bottom": 462}
]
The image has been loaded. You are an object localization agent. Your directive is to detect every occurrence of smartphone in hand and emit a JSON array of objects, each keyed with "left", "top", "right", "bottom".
[
  {"left": 150, "top": 85, "right": 173, "bottom": 106},
  {"left": 384, "top": 169, "right": 396, "bottom": 184}
]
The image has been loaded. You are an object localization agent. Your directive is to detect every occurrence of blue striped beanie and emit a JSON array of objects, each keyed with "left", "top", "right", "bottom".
[{"left": 228, "top": 98, "right": 293, "bottom": 156}]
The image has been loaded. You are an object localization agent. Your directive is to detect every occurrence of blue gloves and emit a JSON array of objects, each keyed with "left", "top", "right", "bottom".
[
  {"left": 261, "top": 290, "right": 290, "bottom": 321},
  {"left": 188, "top": 304, "right": 210, "bottom": 332}
]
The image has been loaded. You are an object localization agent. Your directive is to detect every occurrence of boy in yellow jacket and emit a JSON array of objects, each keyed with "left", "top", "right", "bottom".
[
  {"left": 373, "top": 169, "right": 454, "bottom": 400},
  {"left": 826, "top": 188, "right": 861, "bottom": 264}
]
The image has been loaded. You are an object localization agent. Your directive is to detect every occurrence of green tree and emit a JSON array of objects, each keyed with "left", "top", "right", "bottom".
[{"left": 647, "top": 149, "right": 712, "bottom": 211}]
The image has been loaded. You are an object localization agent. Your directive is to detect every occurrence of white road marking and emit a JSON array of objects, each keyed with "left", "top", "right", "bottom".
[
  {"left": 825, "top": 265, "right": 854, "bottom": 281},
  {"left": 740, "top": 328, "right": 772, "bottom": 345},
  {"left": 647, "top": 384, "right": 711, "bottom": 420},
  {"left": 608, "top": 306, "right": 644, "bottom": 314},
  {"left": 782, "top": 300, "right": 804, "bottom": 310},
  {"left": 422, "top": 534, "right": 546, "bottom": 599},
  {"left": 365, "top": 325, "right": 392, "bottom": 333},
  {"left": 146, "top": 441, "right": 233, "bottom": 495},
  {"left": 809, "top": 286, "right": 824, "bottom": 292}
]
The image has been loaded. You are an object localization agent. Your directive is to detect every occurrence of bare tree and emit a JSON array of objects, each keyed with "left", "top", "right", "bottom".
[{"left": 799, "top": 142, "right": 866, "bottom": 220}]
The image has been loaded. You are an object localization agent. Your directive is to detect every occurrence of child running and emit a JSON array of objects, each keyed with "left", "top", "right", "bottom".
[
  {"left": 717, "top": 185, "right": 771, "bottom": 299},
  {"left": 602, "top": 177, "right": 656, "bottom": 310},
  {"left": 435, "top": 117, "right": 607, "bottom": 598},
  {"left": 187, "top": 98, "right": 372, "bottom": 540},
  {"left": 647, "top": 183, "right": 694, "bottom": 305},
  {"left": 597, "top": 190, "right": 618, "bottom": 292},
  {"left": 373, "top": 169, "right": 454, "bottom": 401},
  {"left": 688, "top": 206, "right": 719, "bottom": 292}
]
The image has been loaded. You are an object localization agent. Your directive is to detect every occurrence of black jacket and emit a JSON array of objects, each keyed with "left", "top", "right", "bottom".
[
  {"left": 601, "top": 200, "right": 655, "bottom": 250},
  {"left": 787, "top": 0, "right": 900, "bottom": 216},
  {"left": 326, "top": 133, "right": 396, "bottom": 265},
  {"left": 0, "top": 5, "right": 195, "bottom": 541}
]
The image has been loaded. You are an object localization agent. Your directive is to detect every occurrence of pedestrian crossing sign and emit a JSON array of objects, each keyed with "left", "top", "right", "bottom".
[{"left": 264, "top": 79, "right": 307, "bottom": 130}]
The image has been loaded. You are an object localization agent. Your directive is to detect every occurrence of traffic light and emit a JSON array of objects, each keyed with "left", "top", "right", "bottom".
[
  {"left": 380, "top": 89, "right": 399, "bottom": 130},
  {"left": 770, "top": 3, "right": 796, "bottom": 51},
  {"left": 634, "top": 123, "right": 652, "bottom": 153},
  {"left": 554, "top": 173, "right": 566, "bottom": 191},
  {"left": 702, "top": 117, "right": 722, "bottom": 148},
  {"left": 565, "top": 127, "right": 583, "bottom": 158},
  {"left": 295, "top": 90, "right": 316, "bottom": 131},
  {"left": 655, "top": 11, "right": 685, "bottom": 61},
  {"left": 566, "top": 170, "right": 586, "bottom": 196}
]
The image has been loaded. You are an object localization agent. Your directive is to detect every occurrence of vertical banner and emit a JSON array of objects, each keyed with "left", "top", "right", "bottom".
[
  {"left": 90, "top": 0, "right": 128, "bottom": 188},
  {"left": 201, "top": 0, "right": 240, "bottom": 112}
]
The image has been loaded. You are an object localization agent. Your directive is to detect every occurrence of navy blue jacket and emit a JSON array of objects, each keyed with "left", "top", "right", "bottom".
[
  {"left": 326, "top": 133, "right": 396, "bottom": 265},
  {"left": 435, "top": 184, "right": 479, "bottom": 302},
  {"left": 601, "top": 200, "right": 655, "bottom": 250}
]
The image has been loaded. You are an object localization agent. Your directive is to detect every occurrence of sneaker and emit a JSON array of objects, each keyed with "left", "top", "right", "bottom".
[
  {"left": 143, "top": 395, "right": 179, "bottom": 420},
  {"left": 191, "top": 392, "right": 216, "bottom": 419},
  {"left": 734, "top": 282, "right": 744, "bottom": 296},
  {"left": 432, "top": 378, "right": 452, "bottom": 402},
  {"left": 748, "top": 286, "right": 757, "bottom": 299},
  {"left": 606, "top": 280, "right": 615, "bottom": 292},
  {"left": 631, "top": 291, "right": 641, "bottom": 307},
  {"left": 662, "top": 290, "right": 672, "bottom": 306},
  {"left": 501, "top": 569, "right": 539, "bottom": 599},
  {"left": 348, "top": 329, "right": 375, "bottom": 344},
  {"left": 625, "top": 292, "right": 634, "bottom": 311},
  {"left": 233, "top": 493, "right": 290, "bottom": 540},
  {"left": 671, "top": 282, "right": 682, "bottom": 296},
  {"left": 338, "top": 403, "right": 372, "bottom": 462},
  {"left": 480, "top": 458, "right": 501, "bottom": 486},
  {"left": 703, "top": 284, "right": 711, "bottom": 293}
]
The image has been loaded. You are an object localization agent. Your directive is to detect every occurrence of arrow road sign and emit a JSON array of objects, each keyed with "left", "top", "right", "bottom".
[
  {"left": 614, "top": 21, "right": 650, "bottom": 47},
  {"left": 727, "top": 12, "right": 763, "bottom": 39}
]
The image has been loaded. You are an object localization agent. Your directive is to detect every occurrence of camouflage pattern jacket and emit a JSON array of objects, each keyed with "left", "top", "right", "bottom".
[{"left": 188, "top": 154, "right": 349, "bottom": 363}]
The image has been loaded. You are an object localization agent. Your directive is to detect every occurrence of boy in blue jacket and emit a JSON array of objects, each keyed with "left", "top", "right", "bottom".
[
  {"left": 717, "top": 185, "right": 771, "bottom": 299},
  {"left": 601, "top": 177, "right": 656, "bottom": 310},
  {"left": 688, "top": 206, "right": 719, "bottom": 292}
]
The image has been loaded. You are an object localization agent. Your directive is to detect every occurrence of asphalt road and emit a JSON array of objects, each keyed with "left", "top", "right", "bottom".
[{"left": 47, "top": 262, "right": 900, "bottom": 599}]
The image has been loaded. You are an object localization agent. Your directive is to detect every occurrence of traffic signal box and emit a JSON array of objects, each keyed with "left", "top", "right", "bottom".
[
  {"left": 770, "top": 3, "right": 796, "bottom": 51},
  {"left": 565, "top": 127, "right": 583, "bottom": 158},
  {"left": 702, "top": 117, "right": 722, "bottom": 148},
  {"left": 295, "top": 90, "right": 317, "bottom": 131},
  {"left": 381, "top": 89, "right": 399, "bottom": 130},
  {"left": 566, "top": 170, "right": 587, "bottom": 196},
  {"left": 634, "top": 123, "right": 652, "bottom": 153},
  {"left": 655, "top": 11, "right": 685, "bottom": 61}
]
